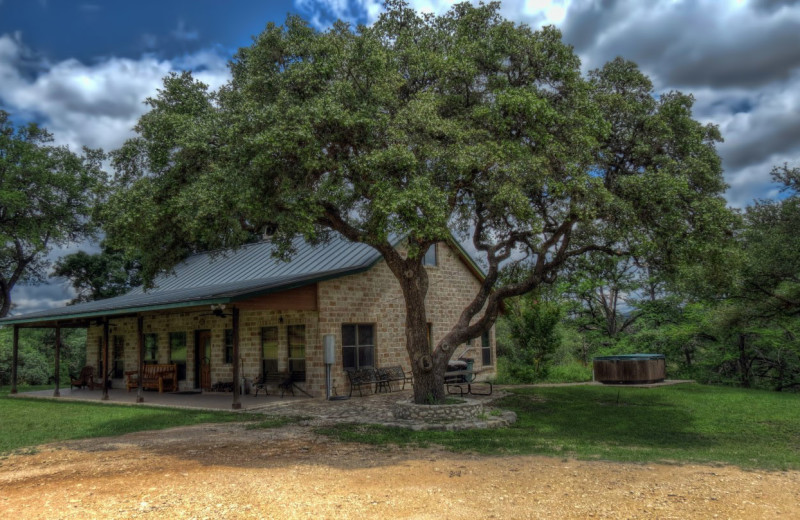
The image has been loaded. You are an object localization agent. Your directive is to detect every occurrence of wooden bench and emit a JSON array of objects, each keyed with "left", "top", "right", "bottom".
[
  {"left": 377, "top": 365, "right": 413, "bottom": 391},
  {"left": 125, "top": 364, "right": 178, "bottom": 393},
  {"left": 346, "top": 367, "right": 389, "bottom": 397}
]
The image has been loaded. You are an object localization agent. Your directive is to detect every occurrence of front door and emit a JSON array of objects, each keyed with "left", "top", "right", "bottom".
[{"left": 194, "top": 330, "right": 212, "bottom": 390}]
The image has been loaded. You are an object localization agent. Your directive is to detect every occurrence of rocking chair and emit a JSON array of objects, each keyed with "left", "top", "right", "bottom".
[{"left": 70, "top": 366, "right": 97, "bottom": 390}]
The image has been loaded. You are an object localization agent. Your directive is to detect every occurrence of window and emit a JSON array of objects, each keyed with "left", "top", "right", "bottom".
[
  {"left": 112, "top": 336, "right": 125, "bottom": 378},
  {"left": 224, "top": 329, "right": 234, "bottom": 364},
  {"left": 481, "top": 330, "right": 492, "bottom": 366},
  {"left": 261, "top": 326, "right": 279, "bottom": 374},
  {"left": 287, "top": 325, "right": 306, "bottom": 380},
  {"left": 342, "top": 324, "right": 375, "bottom": 370},
  {"left": 169, "top": 332, "right": 187, "bottom": 380},
  {"left": 144, "top": 333, "right": 158, "bottom": 364},
  {"left": 423, "top": 244, "right": 437, "bottom": 266}
]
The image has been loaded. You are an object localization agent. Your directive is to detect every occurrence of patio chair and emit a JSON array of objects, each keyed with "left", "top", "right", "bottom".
[{"left": 70, "top": 366, "right": 97, "bottom": 390}]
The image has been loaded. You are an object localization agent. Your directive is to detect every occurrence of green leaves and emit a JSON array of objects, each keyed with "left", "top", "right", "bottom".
[{"left": 0, "top": 110, "right": 106, "bottom": 316}]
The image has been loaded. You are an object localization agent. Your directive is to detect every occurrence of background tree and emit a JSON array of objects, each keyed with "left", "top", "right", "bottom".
[
  {"left": 53, "top": 244, "right": 142, "bottom": 303},
  {"left": 104, "top": 2, "right": 731, "bottom": 403},
  {"left": 504, "top": 292, "right": 563, "bottom": 382},
  {"left": 0, "top": 327, "right": 86, "bottom": 386},
  {"left": 0, "top": 110, "right": 105, "bottom": 317}
]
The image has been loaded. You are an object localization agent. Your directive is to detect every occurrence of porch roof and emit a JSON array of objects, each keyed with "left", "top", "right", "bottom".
[{"left": 0, "top": 236, "right": 384, "bottom": 326}]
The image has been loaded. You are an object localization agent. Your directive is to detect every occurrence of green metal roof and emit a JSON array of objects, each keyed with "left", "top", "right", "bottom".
[
  {"left": 1, "top": 234, "right": 486, "bottom": 327},
  {"left": 0, "top": 236, "right": 383, "bottom": 326}
]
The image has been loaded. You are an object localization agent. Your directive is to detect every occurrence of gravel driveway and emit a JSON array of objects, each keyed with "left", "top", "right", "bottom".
[{"left": 1, "top": 422, "right": 798, "bottom": 519}]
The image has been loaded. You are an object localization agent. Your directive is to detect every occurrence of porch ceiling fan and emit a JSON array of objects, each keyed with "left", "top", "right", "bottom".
[{"left": 199, "top": 304, "right": 233, "bottom": 318}]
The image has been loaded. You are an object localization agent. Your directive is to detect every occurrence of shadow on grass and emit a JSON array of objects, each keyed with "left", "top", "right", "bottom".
[
  {"left": 0, "top": 396, "right": 257, "bottom": 455},
  {"left": 503, "top": 386, "right": 711, "bottom": 450},
  {"left": 316, "top": 384, "right": 800, "bottom": 470}
]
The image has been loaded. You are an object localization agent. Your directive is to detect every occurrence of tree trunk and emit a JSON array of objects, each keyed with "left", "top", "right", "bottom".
[
  {"left": 738, "top": 333, "right": 751, "bottom": 388},
  {"left": 0, "top": 284, "right": 11, "bottom": 318},
  {"left": 387, "top": 256, "right": 456, "bottom": 404}
]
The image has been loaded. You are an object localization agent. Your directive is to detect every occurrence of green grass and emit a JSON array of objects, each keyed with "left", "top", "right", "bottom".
[
  {"left": 317, "top": 384, "right": 800, "bottom": 471},
  {"left": 0, "top": 385, "right": 261, "bottom": 455}
]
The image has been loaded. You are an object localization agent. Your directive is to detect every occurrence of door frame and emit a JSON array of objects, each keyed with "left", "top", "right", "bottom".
[{"left": 194, "top": 329, "right": 212, "bottom": 390}]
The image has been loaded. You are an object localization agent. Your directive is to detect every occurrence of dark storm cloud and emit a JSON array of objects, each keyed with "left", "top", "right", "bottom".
[
  {"left": 562, "top": 0, "right": 800, "bottom": 89},
  {"left": 720, "top": 110, "right": 800, "bottom": 170},
  {"left": 751, "top": 0, "right": 800, "bottom": 13},
  {"left": 10, "top": 283, "right": 74, "bottom": 315}
]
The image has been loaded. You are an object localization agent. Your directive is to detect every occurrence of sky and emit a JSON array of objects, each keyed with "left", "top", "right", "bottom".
[{"left": 2, "top": 0, "right": 799, "bottom": 314}]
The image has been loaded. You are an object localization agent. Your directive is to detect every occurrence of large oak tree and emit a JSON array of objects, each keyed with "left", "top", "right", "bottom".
[
  {"left": 105, "top": 2, "right": 732, "bottom": 403},
  {"left": 0, "top": 111, "right": 105, "bottom": 317}
]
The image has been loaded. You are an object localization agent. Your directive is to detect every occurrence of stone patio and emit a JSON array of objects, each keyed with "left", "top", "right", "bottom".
[{"left": 13, "top": 385, "right": 516, "bottom": 430}]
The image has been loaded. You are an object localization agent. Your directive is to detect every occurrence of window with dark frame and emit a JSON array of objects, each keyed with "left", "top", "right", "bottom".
[
  {"left": 423, "top": 244, "right": 437, "bottom": 266},
  {"left": 342, "top": 324, "right": 375, "bottom": 371},
  {"left": 287, "top": 324, "right": 306, "bottom": 380},
  {"left": 224, "top": 329, "right": 234, "bottom": 364},
  {"left": 261, "top": 326, "right": 279, "bottom": 374},
  {"left": 481, "top": 330, "right": 492, "bottom": 366},
  {"left": 144, "top": 333, "right": 158, "bottom": 364},
  {"left": 169, "top": 331, "right": 187, "bottom": 380}
]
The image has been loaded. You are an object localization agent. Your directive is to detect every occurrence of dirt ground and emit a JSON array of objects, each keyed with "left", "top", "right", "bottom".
[{"left": 1, "top": 423, "right": 799, "bottom": 519}]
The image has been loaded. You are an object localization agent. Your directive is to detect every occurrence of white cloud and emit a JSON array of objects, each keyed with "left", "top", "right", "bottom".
[
  {"left": 0, "top": 33, "right": 230, "bottom": 152},
  {"left": 172, "top": 19, "right": 199, "bottom": 41},
  {"left": 295, "top": 0, "right": 384, "bottom": 29}
]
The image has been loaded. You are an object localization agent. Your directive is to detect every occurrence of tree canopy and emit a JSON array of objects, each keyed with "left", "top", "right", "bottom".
[
  {"left": 0, "top": 111, "right": 105, "bottom": 317},
  {"left": 104, "top": 1, "right": 732, "bottom": 402},
  {"left": 53, "top": 244, "right": 142, "bottom": 304}
]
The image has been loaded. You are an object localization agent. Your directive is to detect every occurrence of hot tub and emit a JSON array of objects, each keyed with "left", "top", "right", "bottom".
[{"left": 593, "top": 354, "right": 665, "bottom": 384}]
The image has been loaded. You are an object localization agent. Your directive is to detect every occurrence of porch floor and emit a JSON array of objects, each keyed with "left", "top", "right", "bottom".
[{"left": 14, "top": 386, "right": 313, "bottom": 411}]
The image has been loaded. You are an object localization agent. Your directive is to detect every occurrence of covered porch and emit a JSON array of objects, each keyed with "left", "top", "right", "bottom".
[{"left": 3, "top": 304, "right": 256, "bottom": 409}]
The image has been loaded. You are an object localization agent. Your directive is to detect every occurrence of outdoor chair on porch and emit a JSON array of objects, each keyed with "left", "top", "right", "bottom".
[
  {"left": 70, "top": 366, "right": 97, "bottom": 390},
  {"left": 252, "top": 371, "right": 295, "bottom": 397}
]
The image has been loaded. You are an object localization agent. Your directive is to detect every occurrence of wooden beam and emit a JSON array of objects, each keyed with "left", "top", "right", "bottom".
[
  {"left": 10, "top": 325, "right": 18, "bottom": 394},
  {"left": 137, "top": 316, "right": 144, "bottom": 403},
  {"left": 102, "top": 319, "right": 109, "bottom": 401},
  {"left": 53, "top": 325, "right": 61, "bottom": 397},
  {"left": 231, "top": 306, "right": 241, "bottom": 410}
]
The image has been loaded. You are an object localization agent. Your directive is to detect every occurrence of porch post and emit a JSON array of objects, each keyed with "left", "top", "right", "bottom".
[
  {"left": 10, "top": 325, "right": 19, "bottom": 394},
  {"left": 102, "top": 319, "right": 109, "bottom": 400},
  {"left": 136, "top": 316, "right": 144, "bottom": 403},
  {"left": 53, "top": 325, "right": 61, "bottom": 397},
  {"left": 232, "top": 306, "right": 241, "bottom": 410}
]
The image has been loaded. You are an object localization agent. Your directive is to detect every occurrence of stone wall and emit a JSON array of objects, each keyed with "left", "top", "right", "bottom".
[
  {"left": 317, "top": 241, "right": 496, "bottom": 397},
  {"left": 86, "top": 310, "right": 317, "bottom": 392}
]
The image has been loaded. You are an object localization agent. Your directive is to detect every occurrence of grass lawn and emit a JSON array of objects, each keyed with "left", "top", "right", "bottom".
[
  {"left": 0, "top": 385, "right": 259, "bottom": 455},
  {"left": 317, "top": 383, "right": 800, "bottom": 471}
]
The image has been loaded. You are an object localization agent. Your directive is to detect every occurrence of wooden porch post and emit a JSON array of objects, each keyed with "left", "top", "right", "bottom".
[
  {"left": 232, "top": 306, "right": 241, "bottom": 410},
  {"left": 10, "top": 325, "right": 19, "bottom": 394},
  {"left": 102, "top": 319, "right": 110, "bottom": 401},
  {"left": 53, "top": 325, "right": 61, "bottom": 397},
  {"left": 136, "top": 316, "right": 144, "bottom": 403}
]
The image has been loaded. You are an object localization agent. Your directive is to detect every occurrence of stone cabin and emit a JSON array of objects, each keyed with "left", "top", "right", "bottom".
[{"left": 1, "top": 235, "right": 496, "bottom": 405}]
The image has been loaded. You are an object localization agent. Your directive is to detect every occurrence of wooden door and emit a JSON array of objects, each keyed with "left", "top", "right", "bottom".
[{"left": 195, "top": 330, "right": 212, "bottom": 391}]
